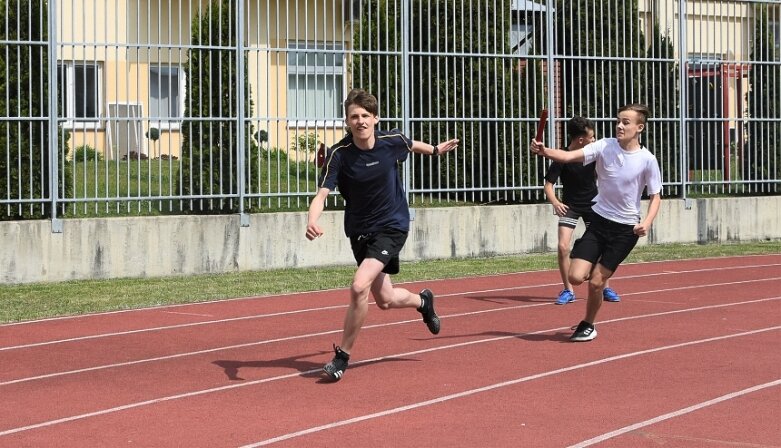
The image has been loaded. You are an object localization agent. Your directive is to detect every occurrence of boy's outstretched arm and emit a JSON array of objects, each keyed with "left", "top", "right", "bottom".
[
  {"left": 530, "top": 139, "right": 585, "bottom": 164},
  {"left": 411, "top": 138, "right": 460, "bottom": 156}
]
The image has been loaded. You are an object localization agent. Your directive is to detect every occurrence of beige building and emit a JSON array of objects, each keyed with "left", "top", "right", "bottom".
[
  {"left": 60, "top": 0, "right": 778, "bottom": 166},
  {"left": 60, "top": 0, "right": 352, "bottom": 161},
  {"left": 639, "top": 0, "right": 780, "bottom": 174}
]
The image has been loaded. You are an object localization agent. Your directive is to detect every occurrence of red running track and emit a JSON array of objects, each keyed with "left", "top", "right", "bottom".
[{"left": 0, "top": 254, "right": 779, "bottom": 447}]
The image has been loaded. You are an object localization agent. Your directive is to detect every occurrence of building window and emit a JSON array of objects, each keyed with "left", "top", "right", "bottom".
[
  {"left": 58, "top": 62, "right": 103, "bottom": 129},
  {"left": 511, "top": 22, "right": 533, "bottom": 55},
  {"left": 287, "top": 41, "right": 344, "bottom": 124},
  {"left": 150, "top": 65, "right": 185, "bottom": 130}
]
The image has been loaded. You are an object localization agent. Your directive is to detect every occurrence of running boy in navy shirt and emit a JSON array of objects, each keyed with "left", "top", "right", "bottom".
[
  {"left": 306, "top": 89, "right": 459, "bottom": 380},
  {"left": 532, "top": 103, "right": 662, "bottom": 341}
]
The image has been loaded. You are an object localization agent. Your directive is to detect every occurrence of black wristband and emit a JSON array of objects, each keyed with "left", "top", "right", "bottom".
[{"left": 432, "top": 145, "right": 439, "bottom": 156}]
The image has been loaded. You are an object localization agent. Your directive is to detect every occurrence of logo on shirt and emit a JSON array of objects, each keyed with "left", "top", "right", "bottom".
[
  {"left": 381, "top": 250, "right": 389, "bottom": 255},
  {"left": 366, "top": 161, "right": 379, "bottom": 166}
]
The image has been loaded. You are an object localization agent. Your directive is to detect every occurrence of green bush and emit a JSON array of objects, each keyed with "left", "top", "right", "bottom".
[
  {"left": 292, "top": 132, "right": 318, "bottom": 153},
  {"left": 73, "top": 144, "right": 103, "bottom": 162},
  {"left": 178, "top": 0, "right": 258, "bottom": 213}
]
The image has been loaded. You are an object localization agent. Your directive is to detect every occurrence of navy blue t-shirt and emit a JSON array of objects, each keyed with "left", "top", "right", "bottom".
[{"left": 318, "top": 129, "right": 412, "bottom": 237}]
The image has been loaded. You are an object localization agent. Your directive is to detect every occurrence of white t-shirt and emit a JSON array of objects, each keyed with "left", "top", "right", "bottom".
[{"left": 581, "top": 138, "right": 662, "bottom": 225}]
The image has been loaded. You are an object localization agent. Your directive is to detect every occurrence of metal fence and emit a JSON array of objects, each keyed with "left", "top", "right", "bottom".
[{"left": 0, "top": 0, "right": 779, "bottom": 226}]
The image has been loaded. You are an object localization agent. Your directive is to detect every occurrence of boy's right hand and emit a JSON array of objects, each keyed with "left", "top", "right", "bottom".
[
  {"left": 530, "top": 139, "right": 545, "bottom": 156},
  {"left": 552, "top": 202, "right": 569, "bottom": 217},
  {"left": 306, "top": 224, "right": 324, "bottom": 240}
]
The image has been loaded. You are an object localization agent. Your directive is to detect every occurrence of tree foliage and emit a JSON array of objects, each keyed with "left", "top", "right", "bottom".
[
  {"left": 179, "top": 0, "right": 257, "bottom": 213},
  {"left": 0, "top": 0, "right": 71, "bottom": 220},
  {"left": 554, "top": 0, "right": 646, "bottom": 124},
  {"left": 745, "top": 4, "right": 781, "bottom": 192},
  {"left": 353, "top": 0, "right": 529, "bottom": 202},
  {"left": 643, "top": 24, "right": 680, "bottom": 196}
]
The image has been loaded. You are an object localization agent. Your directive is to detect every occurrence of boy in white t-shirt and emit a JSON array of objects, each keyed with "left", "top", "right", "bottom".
[{"left": 531, "top": 103, "right": 662, "bottom": 342}]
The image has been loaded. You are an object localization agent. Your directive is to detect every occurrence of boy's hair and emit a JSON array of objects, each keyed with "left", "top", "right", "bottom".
[
  {"left": 344, "top": 89, "right": 378, "bottom": 117},
  {"left": 567, "top": 116, "right": 596, "bottom": 140},
  {"left": 618, "top": 103, "right": 650, "bottom": 125}
]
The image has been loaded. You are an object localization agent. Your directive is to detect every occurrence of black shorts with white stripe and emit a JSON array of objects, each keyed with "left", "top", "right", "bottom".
[{"left": 558, "top": 203, "right": 596, "bottom": 229}]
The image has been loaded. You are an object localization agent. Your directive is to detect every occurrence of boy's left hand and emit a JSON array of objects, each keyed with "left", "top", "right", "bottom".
[{"left": 633, "top": 223, "right": 650, "bottom": 237}]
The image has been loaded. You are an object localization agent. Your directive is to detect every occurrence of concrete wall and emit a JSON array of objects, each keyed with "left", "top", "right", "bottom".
[{"left": 1, "top": 196, "right": 779, "bottom": 284}]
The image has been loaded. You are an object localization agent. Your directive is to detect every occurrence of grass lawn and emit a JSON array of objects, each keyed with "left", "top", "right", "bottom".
[
  {"left": 65, "top": 150, "right": 319, "bottom": 217},
  {"left": 0, "top": 240, "right": 778, "bottom": 323}
]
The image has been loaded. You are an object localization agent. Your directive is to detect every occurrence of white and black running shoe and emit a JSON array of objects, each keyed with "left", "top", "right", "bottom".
[
  {"left": 569, "top": 320, "right": 597, "bottom": 342},
  {"left": 323, "top": 344, "right": 350, "bottom": 381},
  {"left": 418, "top": 289, "right": 441, "bottom": 335}
]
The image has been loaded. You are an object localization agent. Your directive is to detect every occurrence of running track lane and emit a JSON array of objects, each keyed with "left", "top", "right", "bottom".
[
  {"left": 2, "top": 255, "right": 776, "bottom": 345},
  {"left": 0, "top": 254, "right": 778, "bottom": 445}
]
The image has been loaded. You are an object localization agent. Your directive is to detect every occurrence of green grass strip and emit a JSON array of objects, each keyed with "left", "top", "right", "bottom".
[{"left": 0, "top": 240, "right": 778, "bottom": 323}]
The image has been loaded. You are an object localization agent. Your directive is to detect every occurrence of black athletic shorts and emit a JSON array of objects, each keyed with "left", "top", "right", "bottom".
[
  {"left": 349, "top": 228, "right": 408, "bottom": 275},
  {"left": 558, "top": 203, "right": 596, "bottom": 229},
  {"left": 570, "top": 213, "right": 639, "bottom": 272}
]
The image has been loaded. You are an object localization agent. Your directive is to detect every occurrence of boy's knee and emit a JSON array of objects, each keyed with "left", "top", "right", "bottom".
[
  {"left": 557, "top": 243, "right": 570, "bottom": 256},
  {"left": 568, "top": 273, "right": 586, "bottom": 286},
  {"left": 588, "top": 277, "right": 607, "bottom": 290},
  {"left": 350, "top": 282, "right": 371, "bottom": 302},
  {"left": 374, "top": 299, "right": 391, "bottom": 310}
]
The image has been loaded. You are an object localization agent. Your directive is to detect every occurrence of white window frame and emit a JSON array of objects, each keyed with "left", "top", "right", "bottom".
[
  {"left": 510, "top": 21, "right": 534, "bottom": 56},
  {"left": 59, "top": 62, "right": 103, "bottom": 130},
  {"left": 287, "top": 41, "right": 345, "bottom": 128},
  {"left": 149, "top": 64, "right": 186, "bottom": 131}
]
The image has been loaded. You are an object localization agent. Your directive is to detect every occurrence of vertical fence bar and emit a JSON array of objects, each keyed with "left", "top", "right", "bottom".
[
  {"left": 48, "top": 0, "right": 61, "bottom": 232},
  {"left": 401, "top": 0, "right": 411, "bottom": 204},
  {"left": 678, "top": 0, "right": 689, "bottom": 205},
  {"left": 545, "top": 0, "right": 555, "bottom": 145},
  {"left": 237, "top": 0, "right": 247, "bottom": 226}
]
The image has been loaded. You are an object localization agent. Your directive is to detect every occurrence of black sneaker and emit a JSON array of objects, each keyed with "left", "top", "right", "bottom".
[
  {"left": 418, "top": 289, "right": 441, "bottom": 335},
  {"left": 569, "top": 320, "right": 597, "bottom": 342},
  {"left": 323, "top": 345, "right": 350, "bottom": 381}
]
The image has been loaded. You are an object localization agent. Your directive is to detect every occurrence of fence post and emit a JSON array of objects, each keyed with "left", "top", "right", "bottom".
[
  {"left": 677, "top": 0, "right": 692, "bottom": 207},
  {"left": 237, "top": 0, "right": 249, "bottom": 227},
  {"left": 48, "top": 0, "right": 62, "bottom": 232},
  {"left": 545, "top": 0, "right": 556, "bottom": 145},
  {"left": 401, "top": 0, "right": 412, "bottom": 208}
]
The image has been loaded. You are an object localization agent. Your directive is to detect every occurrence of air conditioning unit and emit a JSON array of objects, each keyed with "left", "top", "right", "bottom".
[{"left": 106, "top": 102, "right": 145, "bottom": 160}]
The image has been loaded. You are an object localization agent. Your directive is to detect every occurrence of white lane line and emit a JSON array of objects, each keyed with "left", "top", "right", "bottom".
[
  {"left": 1, "top": 289, "right": 779, "bottom": 387},
  {"left": 1, "top": 259, "right": 778, "bottom": 328},
  {"left": 0, "top": 304, "right": 348, "bottom": 352},
  {"left": 161, "top": 311, "right": 214, "bottom": 317},
  {"left": 632, "top": 300, "right": 685, "bottom": 304},
  {"left": 567, "top": 379, "right": 781, "bottom": 448},
  {"left": 2, "top": 270, "right": 778, "bottom": 352},
  {"left": 238, "top": 327, "right": 781, "bottom": 447},
  {"left": 1, "top": 307, "right": 778, "bottom": 438}
]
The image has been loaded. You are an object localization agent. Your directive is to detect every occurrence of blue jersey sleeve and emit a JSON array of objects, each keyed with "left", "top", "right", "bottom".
[
  {"left": 388, "top": 129, "right": 413, "bottom": 161},
  {"left": 318, "top": 143, "right": 345, "bottom": 191}
]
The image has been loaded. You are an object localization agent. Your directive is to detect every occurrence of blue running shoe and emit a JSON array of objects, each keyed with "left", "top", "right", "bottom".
[
  {"left": 603, "top": 287, "right": 620, "bottom": 302},
  {"left": 555, "top": 289, "right": 575, "bottom": 305}
]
